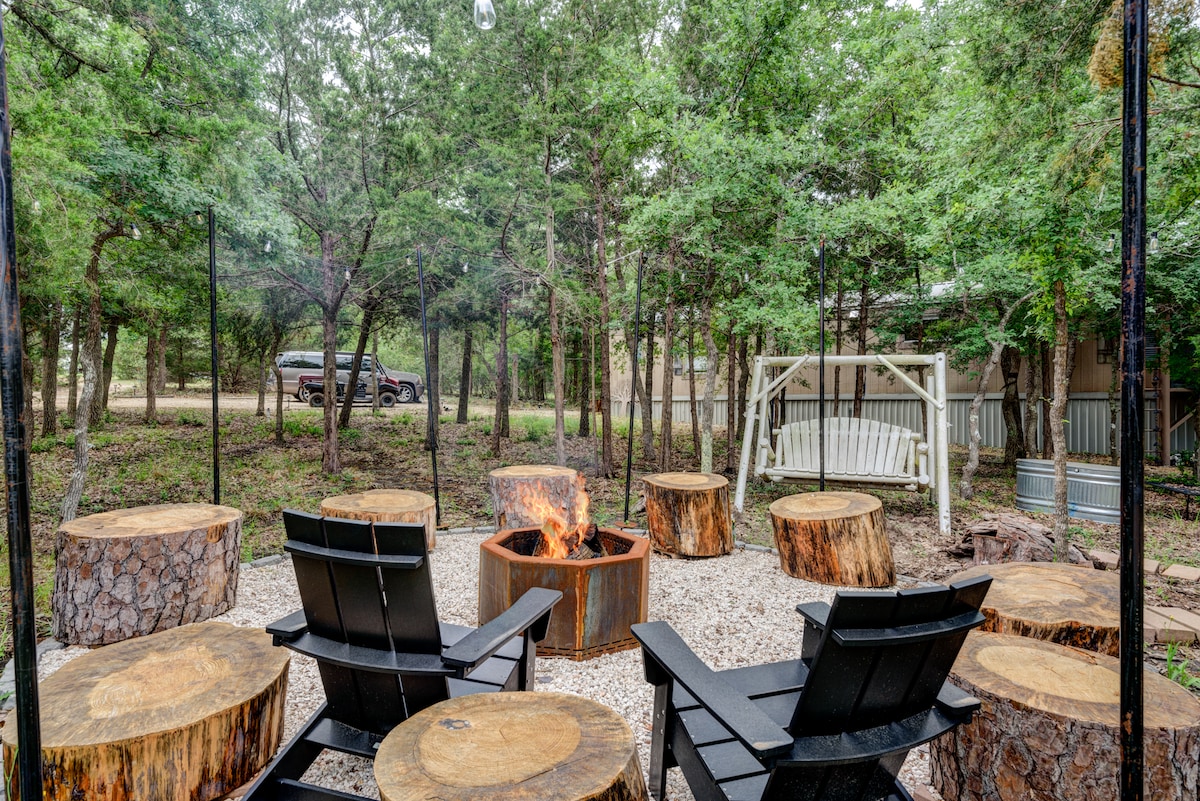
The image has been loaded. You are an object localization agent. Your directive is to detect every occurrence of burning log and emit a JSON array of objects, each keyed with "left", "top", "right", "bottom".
[{"left": 532, "top": 522, "right": 609, "bottom": 560}]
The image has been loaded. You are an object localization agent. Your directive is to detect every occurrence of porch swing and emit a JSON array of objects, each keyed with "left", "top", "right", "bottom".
[{"left": 733, "top": 352, "right": 953, "bottom": 537}]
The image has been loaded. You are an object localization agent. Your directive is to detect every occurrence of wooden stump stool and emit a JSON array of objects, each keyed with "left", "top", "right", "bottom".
[
  {"left": 321, "top": 488, "right": 437, "bottom": 550},
  {"left": 488, "top": 465, "right": 587, "bottom": 529},
  {"left": 769, "top": 492, "right": 894, "bottom": 586},
  {"left": 375, "top": 691, "right": 647, "bottom": 801},
  {"left": 1, "top": 621, "right": 289, "bottom": 801},
  {"left": 643, "top": 472, "right": 732, "bottom": 557},
  {"left": 51, "top": 503, "right": 242, "bottom": 646},
  {"left": 949, "top": 562, "right": 1120, "bottom": 656},
  {"left": 931, "top": 631, "right": 1200, "bottom": 801}
]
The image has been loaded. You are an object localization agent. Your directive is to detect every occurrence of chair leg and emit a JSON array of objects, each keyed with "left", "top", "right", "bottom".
[
  {"left": 649, "top": 682, "right": 676, "bottom": 800},
  {"left": 518, "top": 630, "right": 536, "bottom": 690},
  {"left": 240, "top": 704, "right": 330, "bottom": 800}
]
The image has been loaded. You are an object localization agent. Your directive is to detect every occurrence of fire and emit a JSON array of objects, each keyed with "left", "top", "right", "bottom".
[{"left": 516, "top": 483, "right": 592, "bottom": 559}]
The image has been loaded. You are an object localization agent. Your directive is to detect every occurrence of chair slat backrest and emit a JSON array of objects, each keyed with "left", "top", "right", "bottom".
[
  {"left": 284, "top": 510, "right": 447, "bottom": 732},
  {"left": 788, "top": 575, "right": 991, "bottom": 737}
]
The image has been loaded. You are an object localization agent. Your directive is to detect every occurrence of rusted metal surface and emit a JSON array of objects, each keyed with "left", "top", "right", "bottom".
[{"left": 479, "top": 528, "right": 649, "bottom": 660}]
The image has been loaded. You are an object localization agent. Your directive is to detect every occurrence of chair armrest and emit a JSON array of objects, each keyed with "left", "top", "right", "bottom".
[
  {"left": 781, "top": 703, "right": 971, "bottom": 767},
  {"left": 441, "top": 587, "right": 562, "bottom": 669},
  {"left": 266, "top": 609, "right": 308, "bottom": 645},
  {"left": 935, "top": 680, "right": 980, "bottom": 716},
  {"left": 632, "top": 621, "right": 793, "bottom": 760}
]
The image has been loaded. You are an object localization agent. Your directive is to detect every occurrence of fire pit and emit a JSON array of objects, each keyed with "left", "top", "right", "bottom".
[{"left": 479, "top": 527, "right": 649, "bottom": 660}]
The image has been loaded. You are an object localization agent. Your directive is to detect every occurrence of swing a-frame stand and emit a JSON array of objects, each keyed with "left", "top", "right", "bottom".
[{"left": 734, "top": 352, "right": 952, "bottom": 538}]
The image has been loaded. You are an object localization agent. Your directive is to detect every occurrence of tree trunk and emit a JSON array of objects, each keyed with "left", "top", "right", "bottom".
[
  {"left": 834, "top": 274, "right": 844, "bottom": 413},
  {"left": 769, "top": 492, "right": 894, "bottom": 587},
  {"left": 457, "top": 327, "right": 472, "bottom": 424},
  {"left": 640, "top": 303, "right": 656, "bottom": 463},
  {"left": 660, "top": 249, "right": 677, "bottom": 471},
  {"left": 644, "top": 472, "right": 732, "bottom": 557},
  {"left": 40, "top": 302, "right": 60, "bottom": 436},
  {"left": 725, "top": 322, "right": 736, "bottom": 473},
  {"left": 735, "top": 332, "right": 749, "bottom": 445},
  {"left": 1040, "top": 341, "right": 1054, "bottom": 459},
  {"left": 62, "top": 229, "right": 117, "bottom": 523},
  {"left": 488, "top": 465, "right": 585, "bottom": 530},
  {"left": 339, "top": 303, "right": 376, "bottom": 429},
  {"left": 255, "top": 350, "right": 266, "bottom": 417},
  {"left": 1024, "top": 346, "right": 1040, "bottom": 458},
  {"left": 1109, "top": 357, "right": 1119, "bottom": 465},
  {"left": 1051, "top": 281, "right": 1070, "bottom": 560},
  {"left": 699, "top": 290, "right": 718, "bottom": 474},
  {"left": 145, "top": 323, "right": 158, "bottom": 423},
  {"left": 853, "top": 273, "right": 869, "bottom": 417},
  {"left": 591, "top": 149, "right": 615, "bottom": 478},
  {"left": 94, "top": 318, "right": 118, "bottom": 421},
  {"left": 1001, "top": 345, "right": 1024, "bottom": 464},
  {"left": 157, "top": 325, "right": 168, "bottom": 393},
  {"left": 493, "top": 293, "right": 510, "bottom": 456},
  {"left": 66, "top": 304, "right": 80, "bottom": 421},
  {"left": 273, "top": 360, "right": 285, "bottom": 447},
  {"left": 320, "top": 232, "right": 340, "bottom": 474},
  {"left": 550, "top": 287, "right": 566, "bottom": 465},
  {"left": 687, "top": 314, "right": 699, "bottom": 460},
  {"left": 578, "top": 319, "right": 591, "bottom": 437},
  {"left": 22, "top": 324, "right": 34, "bottom": 449}
]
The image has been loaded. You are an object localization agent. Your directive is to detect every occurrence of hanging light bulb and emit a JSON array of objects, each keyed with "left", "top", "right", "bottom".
[
  {"left": 31, "top": 200, "right": 40, "bottom": 214},
  {"left": 129, "top": 223, "right": 141, "bottom": 240},
  {"left": 264, "top": 240, "right": 272, "bottom": 253},
  {"left": 1150, "top": 231, "right": 1159, "bottom": 253},
  {"left": 193, "top": 211, "right": 204, "bottom": 226},
  {"left": 344, "top": 268, "right": 352, "bottom": 282},
  {"left": 462, "top": 261, "right": 469, "bottom": 273},
  {"left": 474, "top": 0, "right": 496, "bottom": 29},
  {"left": 1104, "top": 235, "right": 1115, "bottom": 253},
  {"left": 743, "top": 272, "right": 749, "bottom": 283}
]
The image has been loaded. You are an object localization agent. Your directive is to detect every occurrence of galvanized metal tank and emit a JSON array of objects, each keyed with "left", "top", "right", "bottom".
[{"left": 1015, "top": 458, "right": 1121, "bottom": 525}]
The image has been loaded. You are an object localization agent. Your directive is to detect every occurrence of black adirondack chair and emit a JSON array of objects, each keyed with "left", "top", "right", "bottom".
[
  {"left": 242, "top": 510, "right": 562, "bottom": 801},
  {"left": 631, "top": 574, "right": 991, "bottom": 801}
]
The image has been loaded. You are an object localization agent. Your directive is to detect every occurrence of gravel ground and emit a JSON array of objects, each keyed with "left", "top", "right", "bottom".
[{"left": 34, "top": 528, "right": 940, "bottom": 800}]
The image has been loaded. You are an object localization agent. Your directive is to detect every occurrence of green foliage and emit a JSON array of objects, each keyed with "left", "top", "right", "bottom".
[{"left": 1166, "top": 642, "right": 1199, "bottom": 689}]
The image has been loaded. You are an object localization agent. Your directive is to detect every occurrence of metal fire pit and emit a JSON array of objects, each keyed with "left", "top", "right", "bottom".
[{"left": 479, "top": 527, "right": 649, "bottom": 660}]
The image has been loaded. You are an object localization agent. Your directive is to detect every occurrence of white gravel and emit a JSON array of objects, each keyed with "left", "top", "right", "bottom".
[{"left": 33, "top": 528, "right": 941, "bottom": 800}]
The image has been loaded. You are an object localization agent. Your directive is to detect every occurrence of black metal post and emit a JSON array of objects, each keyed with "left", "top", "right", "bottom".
[
  {"left": 0, "top": 11, "right": 43, "bottom": 799},
  {"left": 624, "top": 251, "right": 644, "bottom": 522},
  {"left": 818, "top": 238, "right": 826, "bottom": 492},
  {"left": 208, "top": 205, "right": 220, "bottom": 505},
  {"left": 417, "top": 247, "right": 441, "bottom": 523},
  {"left": 1120, "top": 0, "right": 1148, "bottom": 798}
]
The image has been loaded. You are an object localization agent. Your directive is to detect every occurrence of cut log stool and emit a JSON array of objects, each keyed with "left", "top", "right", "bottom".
[
  {"left": 375, "top": 691, "right": 648, "bottom": 801},
  {"left": 1, "top": 621, "right": 289, "bottom": 801},
  {"left": 51, "top": 503, "right": 242, "bottom": 646},
  {"left": 643, "top": 472, "right": 733, "bottom": 557},
  {"left": 769, "top": 491, "right": 894, "bottom": 586},
  {"left": 321, "top": 488, "right": 437, "bottom": 550},
  {"left": 949, "top": 562, "right": 1119, "bottom": 656},
  {"left": 488, "top": 465, "right": 587, "bottom": 530},
  {"left": 931, "top": 631, "right": 1200, "bottom": 801}
]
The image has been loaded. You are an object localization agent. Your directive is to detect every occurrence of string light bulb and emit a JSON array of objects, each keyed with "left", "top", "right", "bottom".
[
  {"left": 1150, "top": 231, "right": 1159, "bottom": 253},
  {"left": 31, "top": 200, "right": 40, "bottom": 214},
  {"left": 462, "top": 262, "right": 469, "bottom": 273},
  {"left": 344, "top": 268, "right": 352, "bottom": 282},
  {"left": 264, "top": 240, "right": 272, "bottom": 253},
  {"left": 129, "top": 223, "right": 141, "bottom": 240},
  {"left": 474, "top": 0, "right": 496, "bottom": 29},
  {"left": 1105, "top": 235, "right": 1115, "bottom": 253}
]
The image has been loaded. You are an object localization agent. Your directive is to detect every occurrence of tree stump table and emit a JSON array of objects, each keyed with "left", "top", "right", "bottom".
[
  {"left": 1, "top": 621, "right": 289, "bottom": 801},
  {"left": 375, "top": 691, "right": 647, "bottom": 801},
  {"left": 488, "top": 465, "right": 587, "bottom": 529},
  {"left": 768, "top": 492, "right": 894, "bottom": 586},
  {"left": 643, "top": 472, "right": 732, "bottom": 557},
  {"left": 51, "top": 503, "right": 242, "bottom": 646},
  {"left": 949, "top": 562, "right": 1120, "bottom": 656},
  {"left": 931, "top": 631, "right": 1200, "bottom": 801},
  {"left": 321, "top": 488, "right": 437, "bottom": 550}
]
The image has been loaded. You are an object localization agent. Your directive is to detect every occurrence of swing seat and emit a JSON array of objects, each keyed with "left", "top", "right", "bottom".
[{"left": 765, "top": 417, "right": 930, "bottom": 491}]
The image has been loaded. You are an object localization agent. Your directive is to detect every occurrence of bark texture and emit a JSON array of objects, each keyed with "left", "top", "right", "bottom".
[
  {"left": 643, "top": 472, "right": 732, "bottom": 557},
  {"left": 949, "top": 562, "right": 1118, "bottom": 656},
  {"left": 51, "top": 503, "right": 242, "bottom": 645},
  {"left": 320, "top": 488, "right": 436, "bottom": 550},
  {"left": 376, "top": 691, "right": 647, "bottom": 801},
  {"left": 2, "top": 621, "right": 288, "bottom": 801},
  {"left": 931, "top": 632, "right": 1200, "bottom": 801},
  {"left": 769, "top": 491, "right": 894, "bottom": 586},
  {"left": 958, "top": 512, "right": 1089, "bottom": 567},
  {"left": 488, "top": 465, "right": 586, "bottom": 530}
]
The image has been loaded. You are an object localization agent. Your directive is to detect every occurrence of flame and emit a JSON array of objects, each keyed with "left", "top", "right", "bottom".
[{"left": 517, "top": 481, "right": 592, "bottom": 559}]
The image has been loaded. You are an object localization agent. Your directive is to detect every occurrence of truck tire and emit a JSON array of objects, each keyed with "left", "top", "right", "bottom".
[
  {"left": 308, "top": 392, "right": 324, "bottom": 407},
  {"left": 379, "top": 392, "right": 398, "bottom": 408},
  {"left": 396, "top": 384, "right": 416, "bottom": 403}
]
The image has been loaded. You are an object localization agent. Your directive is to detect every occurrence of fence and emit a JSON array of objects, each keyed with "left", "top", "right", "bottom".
[{"left": 615, "top": 392, "right": 1192, "bottom": 457}]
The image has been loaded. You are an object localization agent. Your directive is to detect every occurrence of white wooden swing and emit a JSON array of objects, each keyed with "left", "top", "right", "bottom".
[{"left": 734, "top": 352, "right": 952, "bottom": 537}]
